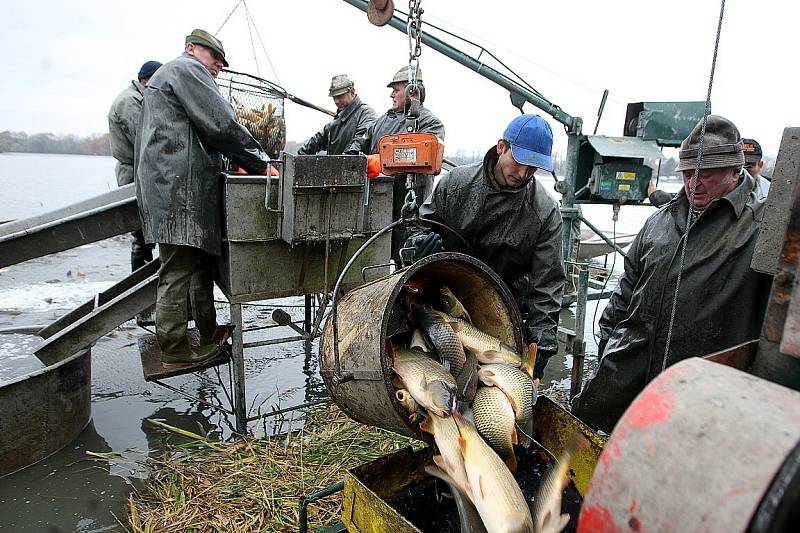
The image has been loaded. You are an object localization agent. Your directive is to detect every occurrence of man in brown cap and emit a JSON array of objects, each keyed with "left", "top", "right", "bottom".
[
  {"left": 135, "top": 29, "right": 271, "bottom": 367},
  {"left": 572, "top": 115, "right": 772, "bottom": 433},
  {"left": 297, "top": 74, "right": 377, "bottom": 155}
]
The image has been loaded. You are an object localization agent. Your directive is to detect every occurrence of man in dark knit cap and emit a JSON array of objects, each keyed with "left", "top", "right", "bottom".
[
  {"left": 108, "top": 60, "right": 162, "bottom": 273},
  {"left": 572, "top": 115, "right": 772, "bottom": 433}
]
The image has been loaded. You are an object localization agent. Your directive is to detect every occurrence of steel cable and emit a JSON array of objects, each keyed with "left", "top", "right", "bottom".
[{"left": 661, "top": 0, "right": 727, "bottom": 373}]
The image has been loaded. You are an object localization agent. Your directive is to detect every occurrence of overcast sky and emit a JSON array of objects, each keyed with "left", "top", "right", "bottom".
[{"left": 2, "top": 0, "right": 797, "bottom": 157}]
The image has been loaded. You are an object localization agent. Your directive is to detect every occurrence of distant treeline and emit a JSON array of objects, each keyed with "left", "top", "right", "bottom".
[{"left": 0, "top": 131, "right": 111, "bottom": 156}]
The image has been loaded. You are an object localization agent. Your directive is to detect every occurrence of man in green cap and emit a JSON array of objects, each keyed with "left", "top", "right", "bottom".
[
  {"left": 297, "top": 74, "right": 377, "bottom": 155},
  {"left": 572, "top": 115, "right": 772, "bottom": 432},
  {"left": 135, "top": 29, "right": 271, "bottom": 367}
]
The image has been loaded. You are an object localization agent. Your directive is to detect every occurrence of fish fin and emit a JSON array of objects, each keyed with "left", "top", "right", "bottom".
[
  {"left": 511, "top": 425, "right": 519, "bottom": 445},
  {"left": 391, "top": 376, "right": 405, "bottom": 389},
  {"left": 462, "top": 308, "right": 472, "bottom": 323},
  {"left": 463, "top": 480, "right": 475, "bottom": 501},
  {"left": 448, "top": 320, "right": 464, "bottom": 332},
  {"left": 419, "top": 415, "right": 433, "bottom": 434},
  {"left": 506, "top": 451, "right": 518, "bottom": 472},
  {"left": 476, "top": 474, "right": 487, "bottom": 499},
  {"left": 517, "top": 417, "right": 534, "bottom": 449},
  {"left": 521, "top": 343, "right": 537, "bottom": 379},
  {"left": 432, "top": 454, "right": 453, "bottom": 475},
  {"left": 457, "top": 435, "right": 467, "bottom": 455},
  {"left": 556, "top": 513, "right": 570, "bottom": 530}
]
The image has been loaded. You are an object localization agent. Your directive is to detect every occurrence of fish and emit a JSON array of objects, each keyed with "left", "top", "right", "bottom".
[
  {"left": 395, "top": 388, "right": 422, "bottom": 423},
  {"left": 420, "top": 413, "right": 470, "bottom": 493},
  {"left": 425, "top": 464, "right": 488, "bottom": 533},
  {"left": 452, "top": 411, "right": 534, "bottom": 533},
  {"left": 412, "top": 304, "right": 467, "bottom": 378},
  {"left": 439, "top": 313, "right": 522, "bottom": 367},
  {"left": 472, "top": 386, "right": 518, "bottom": 471},
  {"left": 532, "top": 432, "right": 589, "bottom": 533},
  {"left": 410, "top": 328, "right": 432, "bottom": 353},
  {"left": 477, "top": 364, "right": 537, "bottom": 448},
  {"left": 391, "top": 345, "right": 456, "bottom": 417},
  {"left": 440, "top": 285, "right": 472, "bottom": 323}
]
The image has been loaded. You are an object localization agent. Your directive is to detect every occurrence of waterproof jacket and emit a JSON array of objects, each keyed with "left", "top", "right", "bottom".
[
  {"left": 572, "top": 171, "right": 771, "bottom": 433},
  {"left": 297, "top": 96, "right": 377, "bottom": 155},
  {"left": 135, "top": 53, "right": 270, "bottom": 255},
  {"left": 108, "top": 80, "right": 145, "bottom": 186},
  {"left": 419, "top": 147, "right": 565, "bottom": 353},
  {"left": 344, "top": 106, "right": 445, "bottom": 155}
]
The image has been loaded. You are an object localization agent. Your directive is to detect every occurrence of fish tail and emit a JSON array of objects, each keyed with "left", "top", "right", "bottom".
[
  {"left": 521, "top": 342, "right": 537, "bottom": 378},
  {"left": 505, "top": 449, "right": 518, "bottom": 472}
]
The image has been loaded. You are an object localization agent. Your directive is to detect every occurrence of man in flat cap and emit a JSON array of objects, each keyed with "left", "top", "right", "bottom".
[
  {"left": 345, "top": 65, "right": 445, "bottom": 259},
  {"left": 108, "top": 60, "right": 162, "bottom": 275},
  {"left": 297, "top": 74, "right": 377, "bottom": 155},
  {"left": 572, "top": 115, "right": 772, "bottom": 433},
  {"left": 647, "top": 136, "right": 771, "bottom": 207},
  {"left": 135, "top": 29, "right": 271, "bottom": 367}
]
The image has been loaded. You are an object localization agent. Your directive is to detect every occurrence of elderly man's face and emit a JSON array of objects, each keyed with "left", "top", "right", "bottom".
[
  {"left": 186, "top": 43, "right": 225, "bottom": 78},
  {"left": 332, "top": 89, "right": 356, "bottom": 111},
  {"left": 390, "top": 82, "right": 407, "bottom": 112},
  {"left": 682, "top": 167, "right": 740, "bottom": 210}
]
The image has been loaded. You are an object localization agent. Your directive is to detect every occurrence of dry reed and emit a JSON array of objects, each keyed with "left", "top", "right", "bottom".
[{"left": 126, "top": 405, "right": 420, "bottom": 532}]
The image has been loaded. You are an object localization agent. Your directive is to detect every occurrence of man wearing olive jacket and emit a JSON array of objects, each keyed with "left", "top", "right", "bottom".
[{"left": 135, "top": 29, "right": 271, "bottom": 367}]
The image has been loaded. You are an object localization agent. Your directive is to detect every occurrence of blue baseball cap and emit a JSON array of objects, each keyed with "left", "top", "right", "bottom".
[{"left": 503, "top": 114, "right": 553, "bottom": 172}]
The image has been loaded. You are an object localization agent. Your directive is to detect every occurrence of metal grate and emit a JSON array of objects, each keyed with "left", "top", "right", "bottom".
[{"left": 217, "top": 70, "right": 286, "bottom": 159}]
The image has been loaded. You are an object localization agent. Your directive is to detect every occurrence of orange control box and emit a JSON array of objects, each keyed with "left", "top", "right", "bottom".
[{"left": 377, "top": 133, "right": 444, "bottom": 175}]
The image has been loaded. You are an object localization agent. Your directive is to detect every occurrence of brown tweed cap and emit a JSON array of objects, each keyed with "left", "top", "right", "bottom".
[{"left": 676, "top": 115, "right": 745, "bottom": 171}]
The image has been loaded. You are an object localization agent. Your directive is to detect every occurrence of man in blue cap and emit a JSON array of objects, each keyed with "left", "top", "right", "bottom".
[
  {"left": 108, "top": 60, "right": 162, "bottom": 275},
  {"left": 412, "top": 114, "right": 565, "bottom": 377}
]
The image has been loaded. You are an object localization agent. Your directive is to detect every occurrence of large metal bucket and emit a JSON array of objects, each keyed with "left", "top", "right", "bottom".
[
  {"left": 320, "top": 252, "right": 525, "bottom": 439},
  {"left": 0, "top": 328, "right": 91, "bottom": 476}
]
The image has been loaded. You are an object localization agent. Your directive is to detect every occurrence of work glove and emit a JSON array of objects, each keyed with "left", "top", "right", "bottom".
[
  {"left": 405, "top": 232, "right": 443, "bottom": 261},
  {"left": 366, "top": 153, "right": 382, "bottom": 179}
]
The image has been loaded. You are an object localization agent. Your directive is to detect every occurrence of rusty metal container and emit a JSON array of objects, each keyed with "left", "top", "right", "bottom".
[
  {"left": 281, "top": 154, "right": 369, "bottom": 244},
  {"left": 320, "top": 252, "right": 526, "bottom": 438},
  {"left": 218, "top": 160, "right": 393, "bottom": 303},
  {"left": 0, "top": 328, "right": 91, "bottom": 476}
]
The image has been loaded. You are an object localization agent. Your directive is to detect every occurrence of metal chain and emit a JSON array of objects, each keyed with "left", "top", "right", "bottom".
[
  {"left": 661, "top": 0, "right": 727, "bottom": 373},
  {"left": 407, "top": 0, "right": 423, "bottom": 84}
]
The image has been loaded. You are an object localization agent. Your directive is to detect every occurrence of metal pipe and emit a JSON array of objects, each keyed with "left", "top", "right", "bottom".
[
  {"left": 230, "top": 303, "right": 247, "bottom": 433},
  {"left": 578, "top": 214, "right": 629, "bottom": 258},
  {"left": 304, "top": 294, "right": 312, "bottom": 333},
  {"left": 570, "top": 264, "right": 589, "bottom": 399},
  {"left": 341, "top": 0, "right": 579, "bottom": 132},
  {"left": 243, "top": 334, "right": 314, "bottom": 349},
  {"left": 246, "top": 398, "right": 331, "bottom": 422},
  {"left": 298, "top": 481, "right": 345, "bottom": 533},
  {"left": 151, "top": 379, "right": 236, "bottom": 416}
]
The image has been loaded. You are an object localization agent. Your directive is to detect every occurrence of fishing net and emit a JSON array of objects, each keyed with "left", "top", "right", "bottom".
[{"left": 217, "top": 70, "right": 286, "bottom": 159}]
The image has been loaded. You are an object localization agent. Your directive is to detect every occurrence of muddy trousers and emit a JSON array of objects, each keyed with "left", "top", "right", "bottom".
[
  {"left": 131, "top": 230, "right": 156, "bottom": 271},
  {"left": 155, "top": 244, "right": 217, "bottom": 357}
]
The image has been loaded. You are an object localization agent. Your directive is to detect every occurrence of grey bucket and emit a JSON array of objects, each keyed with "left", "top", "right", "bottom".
[{"left": 320, "top": 252, "right": 525, "bottom": 439}]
